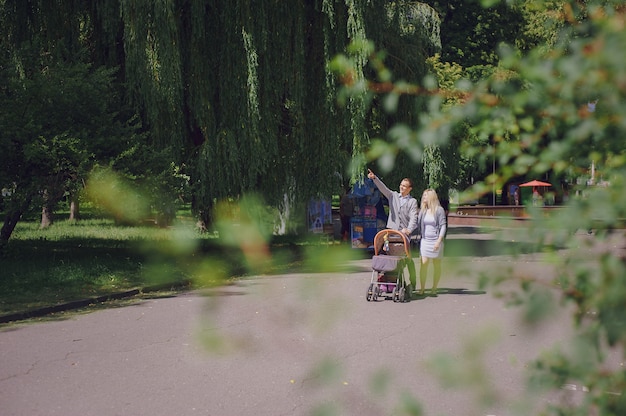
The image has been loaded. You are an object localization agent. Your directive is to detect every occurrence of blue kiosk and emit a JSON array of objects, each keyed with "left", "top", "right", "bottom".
[{"left": 349, "top": 179, "right": 388, "bottom": 249}]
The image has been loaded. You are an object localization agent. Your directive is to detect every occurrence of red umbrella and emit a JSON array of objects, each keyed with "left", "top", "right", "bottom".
[{"left": 519, "top": 180, "right": 552, "bottom": 187}]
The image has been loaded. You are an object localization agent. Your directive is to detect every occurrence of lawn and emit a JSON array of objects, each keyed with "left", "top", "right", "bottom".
[
  {"left": 0, "top": 209, "right": 357, "bottom": 320},
  {"left": 0, "top": 216, "right": 200, "bottom": 316}
]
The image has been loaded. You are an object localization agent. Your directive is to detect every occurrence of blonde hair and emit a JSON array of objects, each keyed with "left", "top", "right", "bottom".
[{"left": 420, "top": 189, "right": 441, "bottom": 216}]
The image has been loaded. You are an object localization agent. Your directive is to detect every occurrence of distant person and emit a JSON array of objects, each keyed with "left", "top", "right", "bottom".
[
  {"left": 339, "top": 187, "right": 354, "bottom": 243},
  {"left": 417, "top": 189, "right": 447, "bottom": 296},
  {"left": 510, "top": 184, "right": 519, "bottom": 206},
  {"left": 373, "top": 190, "right": 388, "bottom": 230},
  {"left": 364, "top": 180, "right": 388, "bottom": 230},
  {"left": 367, "top": 169, "right": 418, "bottom": 291},
  {"left": 532, "top": 187, "right": 543, "bottom": 206}
]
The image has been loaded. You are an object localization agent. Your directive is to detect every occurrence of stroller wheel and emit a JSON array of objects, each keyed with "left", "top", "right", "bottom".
[{"left": 366, "top": 283, "right": 374, "bottom": 302}]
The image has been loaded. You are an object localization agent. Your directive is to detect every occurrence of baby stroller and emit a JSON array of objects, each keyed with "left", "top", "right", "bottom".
[{"left": 366, "top": 229, "right": 413, "bottom": 302}]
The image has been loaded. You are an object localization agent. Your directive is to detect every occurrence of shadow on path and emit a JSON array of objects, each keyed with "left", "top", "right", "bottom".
[
  {"left": 445, "top": 238, "right": 537, "bottom": 258},
  {"left": 411, "top": 287, "right": 487, "bottom": 299}
]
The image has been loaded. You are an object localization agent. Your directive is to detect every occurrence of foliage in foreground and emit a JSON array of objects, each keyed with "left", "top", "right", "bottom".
[{"left": 334, "top": 1, "right": 626, "bottom": 415}]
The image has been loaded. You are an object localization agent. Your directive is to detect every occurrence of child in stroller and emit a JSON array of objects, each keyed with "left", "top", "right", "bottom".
[{"left": 366, "top": 229, "right": 413, "bottom": 302}]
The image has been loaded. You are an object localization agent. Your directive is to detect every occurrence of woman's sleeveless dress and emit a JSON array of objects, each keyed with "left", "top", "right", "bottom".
[{"left": 420, "top": 211, "right": 444, "bottom": 258}]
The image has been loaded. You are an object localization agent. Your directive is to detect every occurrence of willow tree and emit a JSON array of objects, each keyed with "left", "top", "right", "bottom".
[
  {"left": 1, "top": 0, "right": 441, "bottom": 233},
  {"left": 105, "top": 0, "right": 358, "bottom": 230},
  {"left": 115, "top": 0, "right": 440, "bottom": 231}
]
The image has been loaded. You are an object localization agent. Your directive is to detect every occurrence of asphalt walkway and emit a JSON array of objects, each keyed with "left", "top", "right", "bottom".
[{"left": 1, "top": 227, "right": 623, "bottom": 416}]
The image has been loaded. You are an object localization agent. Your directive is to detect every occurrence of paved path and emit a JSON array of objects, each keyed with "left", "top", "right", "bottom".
[{"left": 1, "top": 228, "right": 620, "bottom": 416}]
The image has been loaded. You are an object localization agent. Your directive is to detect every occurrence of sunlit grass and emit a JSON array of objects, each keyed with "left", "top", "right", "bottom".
[
  {"left": 0, "top": 215, "right": 216, "bottom": 316},
  {"left": 11, "top": 217, "right": 198, "bottom": 241},
  {"left": 0, "top": 211, "right": 346, "bottom": 318}
]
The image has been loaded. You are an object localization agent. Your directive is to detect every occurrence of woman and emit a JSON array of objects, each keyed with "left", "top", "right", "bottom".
[{"left": 417, "top": 189, "right": 447, "bottom": 296}]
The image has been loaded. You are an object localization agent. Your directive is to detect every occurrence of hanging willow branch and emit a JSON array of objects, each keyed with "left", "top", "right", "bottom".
[{"left": 1, "top": 0, "right": 440, "bottom": 227}]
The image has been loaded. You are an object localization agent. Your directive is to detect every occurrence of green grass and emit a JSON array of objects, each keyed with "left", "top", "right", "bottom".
[
  {"left": 0, "top": 212, "right": 357, "bottom": 319},
  {"left": 0, "top": 217, "right": 203, "bottom": 316}
]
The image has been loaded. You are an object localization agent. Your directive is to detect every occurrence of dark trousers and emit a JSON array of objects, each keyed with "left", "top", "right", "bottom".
[
  {"left": 406, "top": 257, "right": 417, "bottom": 289},
  {"left": 340, "top": 215, "right": 351, "bottom": 240},
  {"left": 408, "top": 237, "right": 420, "bottom": 288}
]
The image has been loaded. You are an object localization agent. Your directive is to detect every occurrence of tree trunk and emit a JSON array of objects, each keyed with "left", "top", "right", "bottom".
[
  {"left": 1, "top": 209, "right": 23, "bottom": 251},
  {"left": 193, "top": 198, "right": 214, "bottom": 233},
  {"left": 39, "top": 189, "right": 52, "bottom": 228},
  {"left": 69, "top": 198, "right": 80, "bottom": 221},
  {"left": 40, "top": 204, "right": 54, "bottom": 228},
  {"left": 0, "top": 192, "right": 32, "bottom": 251}
]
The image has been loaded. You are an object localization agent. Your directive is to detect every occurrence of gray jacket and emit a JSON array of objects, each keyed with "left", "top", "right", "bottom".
[
  {"left": 417, "top": 206, "right": 447, "bottom": 240},
  {"left": 371, "top": 176, "right": 418, "bottom": 234}
]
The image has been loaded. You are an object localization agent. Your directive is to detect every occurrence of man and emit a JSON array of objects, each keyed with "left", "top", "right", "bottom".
[
  {"left": 367, "top": 169, "right": 418, "bottom": 290},
  {"left": 339, "top": 186, "right": 354, "bottom": 242}
]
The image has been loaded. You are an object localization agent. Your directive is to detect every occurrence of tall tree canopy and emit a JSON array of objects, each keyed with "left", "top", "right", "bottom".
[
  {"left": 0, "top": 0, "right": 440, "bottom": 237},
  {"left": 0, "top": 35, "right": 134, "bottom": 243},
  {"left": 425, "top": 0, "right": 526, "bottom": 68}
]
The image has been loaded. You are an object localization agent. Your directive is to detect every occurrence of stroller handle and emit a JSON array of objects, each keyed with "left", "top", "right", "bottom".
[{"left": 373, "top": 229, "right": 411, "bottom": 257}]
